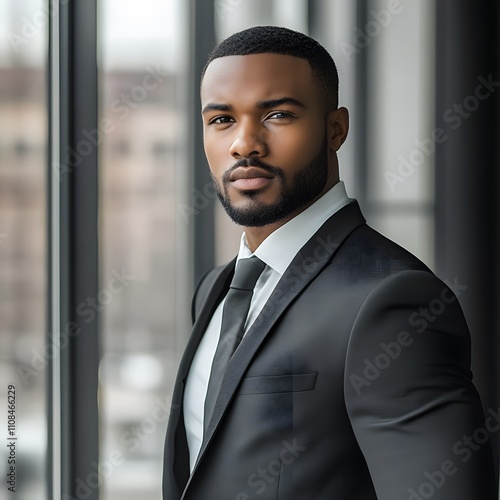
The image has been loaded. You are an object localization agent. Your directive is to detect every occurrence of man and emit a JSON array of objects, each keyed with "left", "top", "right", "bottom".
[{"left": 163, "top": 26, "right": 496, "bottom": 499}]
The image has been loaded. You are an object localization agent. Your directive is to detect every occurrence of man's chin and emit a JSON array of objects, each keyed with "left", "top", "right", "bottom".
[
  {"left": 226, "top": 211, "right": 278, "bottom": 228},
  {"left": 222, "top": 200, "right": 298, "bottom": 227}
]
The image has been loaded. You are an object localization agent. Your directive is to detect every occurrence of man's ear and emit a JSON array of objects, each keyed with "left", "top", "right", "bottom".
[{"left": 326, "top": 107, "right": 349, "bottom": 152}]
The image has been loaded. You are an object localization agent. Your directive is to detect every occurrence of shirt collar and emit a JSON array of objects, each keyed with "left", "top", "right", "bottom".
[{"left": 237, "top": 181, "right": 351, "bottom": 275}]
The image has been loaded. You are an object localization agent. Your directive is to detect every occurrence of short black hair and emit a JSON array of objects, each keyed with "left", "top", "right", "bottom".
[{"left": 201, "top": 26, "right": 339, "bottom": 111}]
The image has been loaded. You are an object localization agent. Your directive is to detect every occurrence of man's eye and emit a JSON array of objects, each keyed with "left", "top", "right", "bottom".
[
  {"left": 267, "top": 111, "right": 294, "bottom": 120},
  {"left": 209, "top": 116, "right": 233, "bottom": 125}
]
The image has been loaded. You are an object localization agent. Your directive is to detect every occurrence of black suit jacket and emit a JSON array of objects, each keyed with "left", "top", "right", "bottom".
[{"left": 163, "top": 201, "right": 496, "bottom": 499}]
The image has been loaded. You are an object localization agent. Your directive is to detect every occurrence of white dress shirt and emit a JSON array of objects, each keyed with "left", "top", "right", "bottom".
[{"left": 183, "top": 181, "right": 351, "bottom": 471}]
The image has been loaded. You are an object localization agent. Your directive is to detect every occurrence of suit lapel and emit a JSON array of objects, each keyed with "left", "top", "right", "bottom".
[
  {"left": 185, "top": 201, "right": 365, "bottom": 487},
  {"left": 166, "top": 259, "right": 236, "bottom": 496},
  {"left": 176, "top": 258, "right": 236, "bottom": 385}
]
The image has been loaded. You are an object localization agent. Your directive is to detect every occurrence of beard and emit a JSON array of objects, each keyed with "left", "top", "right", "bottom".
[{"left": 213, "top": 133, "right": 328, "bottom": 227}]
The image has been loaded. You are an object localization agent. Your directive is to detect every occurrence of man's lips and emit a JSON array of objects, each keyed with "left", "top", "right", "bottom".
[
  {"left": 228, "top": 166, "right": 275, "bottom": 191},
  {"left": 229, "top": 167, "right": 274, "bottom": 181}
]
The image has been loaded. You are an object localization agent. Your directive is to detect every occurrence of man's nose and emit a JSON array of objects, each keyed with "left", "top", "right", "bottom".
[{"left": 229, "top": 121, "right": 267, "bottom": 159}]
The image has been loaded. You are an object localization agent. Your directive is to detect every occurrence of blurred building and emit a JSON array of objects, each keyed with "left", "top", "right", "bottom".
[{"left": 0, "top": 60, "right": 47, "bottom": 500}]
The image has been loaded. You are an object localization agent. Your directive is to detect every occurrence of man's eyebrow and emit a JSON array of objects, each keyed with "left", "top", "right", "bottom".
[
  {"left": 256, "top": 97, "right": 306, "bottom": 109},
  {"left": 201, "top": 103, "right": 233, "bottom": 114},
  {"left": 201, "top": 97, "right": 305, "bottom": 114}
]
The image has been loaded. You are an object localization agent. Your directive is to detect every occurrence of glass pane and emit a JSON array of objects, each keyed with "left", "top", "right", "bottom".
[
  {"left": 0, "top": 1, "right": 48, "bottom": 498},
  {"left": 98, "top": 0, "right": 188, "bottom": 498},
  {"left": 365, "top": 0, "right": 435, "bottom": 267},
  {"left": 215, "top": 0, "right": 308, "bottom": 41}
]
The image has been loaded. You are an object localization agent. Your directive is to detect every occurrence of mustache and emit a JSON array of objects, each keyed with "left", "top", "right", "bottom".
[{"left": 222, "top": 158, "right": 283, "bottom": 183}]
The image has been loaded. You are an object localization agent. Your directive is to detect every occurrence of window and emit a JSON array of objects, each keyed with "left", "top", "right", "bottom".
[
  {"left": 98, "top": 0, "right": 189, "bottom": 498},
  {"left": 0, "top": 1, "right": 48, "bottom": 498}
]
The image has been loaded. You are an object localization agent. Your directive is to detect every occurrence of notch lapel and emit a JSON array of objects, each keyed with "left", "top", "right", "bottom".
[
  {"left": 165, "top": 258, "right": 236, "bottom": 496},
  {"left": 184, "top": 201, "right": 365, "bottom": 491},
  {"left": 176, "top": 258, "right": 236, "bottom": 385}
]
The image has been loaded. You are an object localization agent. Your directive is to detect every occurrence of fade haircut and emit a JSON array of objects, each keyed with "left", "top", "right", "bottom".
[{"left": 201, "top": 26, "right": 339, "bottom": 111}]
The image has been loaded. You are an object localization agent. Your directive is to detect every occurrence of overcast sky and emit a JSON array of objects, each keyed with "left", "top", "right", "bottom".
[
  {"left": 0, "top": 0, "right": 184, "bottom": 70},
  {"left": 102, "top": 0, "right": 183, "bottom": 70}
]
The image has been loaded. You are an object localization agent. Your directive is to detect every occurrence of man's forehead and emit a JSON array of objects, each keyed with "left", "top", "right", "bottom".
[{"left": 201, "top": 53, "right": 315, "bottom": 101}]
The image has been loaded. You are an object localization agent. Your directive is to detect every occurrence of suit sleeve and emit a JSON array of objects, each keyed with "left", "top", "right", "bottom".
[{"left": 344, "top": 270, "right": 496, "bottom": 500}]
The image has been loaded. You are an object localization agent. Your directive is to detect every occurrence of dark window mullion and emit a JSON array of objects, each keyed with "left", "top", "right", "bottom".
[
  {"left": 49, "top": 1, "right": 99, "bottom": 499},
  {"left": 190, "top": 0, "right": 216, "bottom": 285}
]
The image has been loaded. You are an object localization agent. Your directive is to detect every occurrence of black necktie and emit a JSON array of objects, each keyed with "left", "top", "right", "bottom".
[{"left": 204, "top": 256, "right": 266, "bottom": 434}]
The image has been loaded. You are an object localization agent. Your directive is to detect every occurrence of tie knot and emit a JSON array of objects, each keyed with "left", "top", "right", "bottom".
[{"left": 230, "top": 256, "right": 266, "bottom": 291}]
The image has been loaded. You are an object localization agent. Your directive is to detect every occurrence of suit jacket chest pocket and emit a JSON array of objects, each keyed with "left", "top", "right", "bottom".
[{"left": 238, "top": 372, "right": 318, "bottom": 395}]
